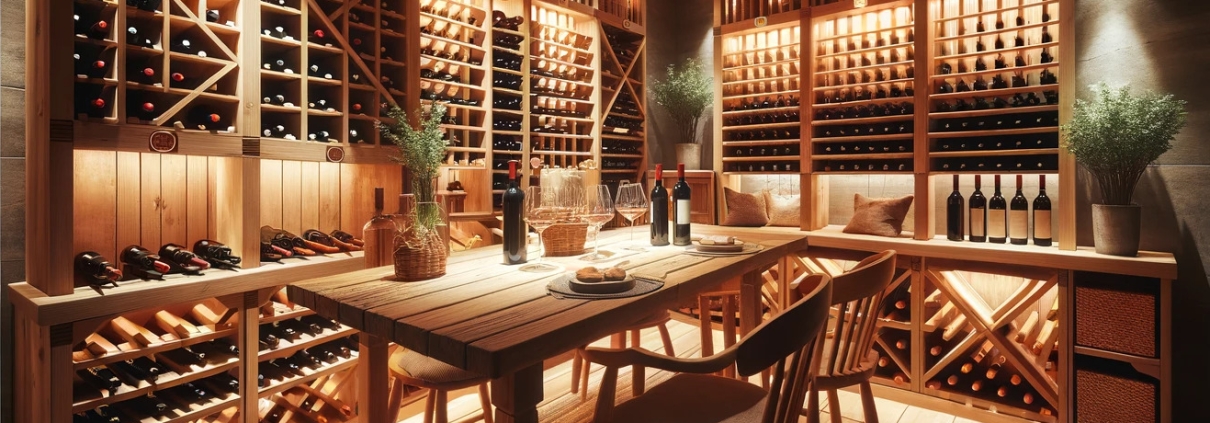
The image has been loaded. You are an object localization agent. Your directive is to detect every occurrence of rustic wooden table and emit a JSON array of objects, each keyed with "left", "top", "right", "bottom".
[{"left": 288, "top": 225, "right": 809, "bottom": 423}]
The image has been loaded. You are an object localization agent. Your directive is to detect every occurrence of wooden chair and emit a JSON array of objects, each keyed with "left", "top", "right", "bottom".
[
  {"left": 800, "top": 250, "right": 897, "bottom": 423},
  {"left": 570, "top": 310, "right": 676, "bottom": 399},
  {"left": 582, "top": 273, "right": 833, "bottom": 423},
  {"left": 386, "top": 347, "right": 493, "bottom": 423}
]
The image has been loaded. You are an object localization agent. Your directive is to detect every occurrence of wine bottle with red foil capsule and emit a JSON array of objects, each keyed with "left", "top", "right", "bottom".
[
  {"left": 969, "top": 175, "right": 987, "bottom": 242},
  {"left": 193, "top": 239, "right": 241, "bottom": 270},
  {"left": 75, "top": 53, "right": 109, "bottom": 79},
  {"left": 672, "top": 164, "right": 692, "bottom": 246},
  {"left": 84, "top": 18, "right": 110, "bottom": 40},
  {"left": 80, "top": 96, "right": 109, "bottom": 119},
  {"left": 502, "top": 160, "right": 527, "bottom": 265},
  {"left": 75, "top": 251, "right": 122, "bottom": 287},
  {"left": 309, "top": 28, "right": 328, "bottom": 45},
  {"left": 1009, "top": 175, "right": 1030, "bottom": 245},
  {"left": 649, "top": 164, "right": 670, "bottom": 246},
  {"left": 188, "top": 106, "right": 223, "bottom": 131},
  {"left": 120, "top": 245, "right": 171, "bottom": 280},
  {"left": 159, "top": 243, "right": 211, "bottom": 275},
  {"left": 1033, "top": 175, "right": 1052, "bottom": 246},
  {"left": 988, "top": 175, "right": 1008, "bottom": 244}
]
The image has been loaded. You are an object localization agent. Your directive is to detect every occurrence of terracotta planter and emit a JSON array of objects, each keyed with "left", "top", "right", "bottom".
[
  {"left": 676, "top": 143, "right": 701, "bottom": 170},
  {"left": 1092, "top": 204, "right": 1141, "bottom": 256}
]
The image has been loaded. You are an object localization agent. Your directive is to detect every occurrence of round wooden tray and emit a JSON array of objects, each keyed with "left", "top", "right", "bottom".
[
  {"left": 693, "top": 240, "right": 746, "bottom": 253},
  {"left": 568, "top": 274, "right": 636, "bottom": 294}
]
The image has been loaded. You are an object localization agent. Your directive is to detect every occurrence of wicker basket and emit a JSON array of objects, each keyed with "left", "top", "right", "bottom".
[
  {"left": 541, "top": 223, "right": 588, "bottom": 256},
  {"left": 393, "top": 229, "right": 448, "bottom": 281}
]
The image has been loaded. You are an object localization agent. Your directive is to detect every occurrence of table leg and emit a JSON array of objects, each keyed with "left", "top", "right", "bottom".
[
  {"left": 740, "top": 270, "right": 763, "bottom": 337},
  {"left": 491, "top": 362, "right": 544, "bottom": 423},
  {"left": 357, "top": 333, "right": 392, "bottom": 423}
]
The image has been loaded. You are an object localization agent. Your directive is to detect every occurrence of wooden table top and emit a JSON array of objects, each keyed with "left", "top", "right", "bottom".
[{"left": 288, "top": 225, "right": 808, "bottom": 378}]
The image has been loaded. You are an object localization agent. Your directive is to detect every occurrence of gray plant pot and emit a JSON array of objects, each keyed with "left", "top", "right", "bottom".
[
  {"left": 675, "top": 143, "right": 701, "bottom": 170},
  {"left": 1092, "top": 204, "right": 1141, "bottom": 256}
]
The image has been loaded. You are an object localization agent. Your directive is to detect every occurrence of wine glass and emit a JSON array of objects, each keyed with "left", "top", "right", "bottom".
[
  {"left": 521, "top": 186, "right": 575, "bottom": 272},
  {"left": 580, "top": 185, "right": 615, "bottom": 261},
  {"left": 614, "top": 183, "right": 649, "bottom": 251}
]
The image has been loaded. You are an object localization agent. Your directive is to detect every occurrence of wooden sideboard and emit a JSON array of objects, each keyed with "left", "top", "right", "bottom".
[{"left": 647, "top": 170, "right": 716, "bottom": 225}]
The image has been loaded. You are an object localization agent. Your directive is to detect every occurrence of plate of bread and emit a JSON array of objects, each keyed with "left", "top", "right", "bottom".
[
  {"left": 569, "top": 266, "right": 635, "bottom": 294},
  {"left": 692, "top": 235, "right": 745, "bottom": 252}
]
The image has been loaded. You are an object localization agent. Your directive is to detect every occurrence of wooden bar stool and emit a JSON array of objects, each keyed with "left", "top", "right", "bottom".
[
  {"left": 386, "top": 347, "right": 494, "bottom": 423},
  {"left": 570, "top": 310, "right": 676, "bottom": 399}
]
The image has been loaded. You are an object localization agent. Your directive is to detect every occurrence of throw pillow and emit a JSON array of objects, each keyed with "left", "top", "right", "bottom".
[
  {"left": 722, "top": 187, "right": 768, "bottom": 227},
  {"left": 842, "top": 193, "right": 914, "bottom": 237}
]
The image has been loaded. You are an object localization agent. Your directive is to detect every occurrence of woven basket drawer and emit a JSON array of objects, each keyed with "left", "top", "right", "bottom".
[
  {"left": 1075, "top": 354, "right": 1158, "bottom": 423},
  {"left": 1074, "top": 272, "right": 1159, "bottom": 358}
]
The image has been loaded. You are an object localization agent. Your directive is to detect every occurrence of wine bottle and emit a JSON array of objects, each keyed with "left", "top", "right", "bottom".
[
  {"left": 969, "top": 175, "right": 987, "bottom": 242},
  {"left": 947, "top": 175, "right": 964, "bottom": 241},
  {"left": 205, "top": 9, "right": 219, "bottom": 23},
  {"left": 159, "top": 243, "right": 211, "bottom": 274},
  {"left": 171, "top": 38, "right": 194, "bottom": 54},
  {"left": 1033, "top": 175, "right": 1052, "bottom": 246},
  {"left": 650, "top": 164, "right": 670, "bottom": 246},
  {"left": 120, "top": 245, "right": 171, "bottom": 280},
  {"left": 133, "top": 62, "right": 157, "bottom": 84},
  {"left": 672, "top": 164, "right": 692, "bottom": 246},
  {"left": 188, "top": 106, "right": 222, "bottom": 130},
  {"left": 75, "top": 252, "right": 123, "bottom": 287},
  {"left": 87, "top": 19, "right": 110, "bottom": 40},
  {"left": 192, "top": 239, "right": 241, "bottom": 270},
  {"left": 1009, "top": 175, "right": 1029, "bottom": 245},
  {"left": 502, "top": 161, "right": 527, "bottom": 265},
  {"left": 988, "top": 175, "right": 1008, "bottom": 243},
  {"left": 363, "top": 188, "right": 396, "bottom": 268}
]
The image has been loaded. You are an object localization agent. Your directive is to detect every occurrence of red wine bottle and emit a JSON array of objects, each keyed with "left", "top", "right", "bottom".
[
  {"left": 502, "top": 161, "right": 527, "bottom": 265},
  {"left": 188, "top": 106, "right": 222, "bottom": 130},
  {"left": 672, "top": 164, "right": 692, "bottom": 246},
  {"left": 969, "top": 175, "right": 987, "bottom": 242},
  {"left": 134, "top": 61, "right": 157, "bottom": 84},
  {"left": 947, "top": 175, "right": 965, "bottom": 241},
  {"left": 120, "top": 245, "right": 171, "bottom": 280},
  {"left": 75, "top": 53, "right": 108, "bottom": 78},
  {"left": 1009, "top": 175, "right": 1029, "bottom": 245},
  {"left": 650, "top": 164, "right": 670, "bottom": 246},
  {"left": 988, "top": 175, "right": 1007, "bottom": 244},
  {"left": 75, "top": 251, "right": 123, "bottom": 287},
  {"left": 1033, "top": 175, "right": 1052, "bottom": 246},
  {"left": 192, "top": 239, "right": 241, "bottom": 269},
  {"left": 82, "top": 96, "right": 108, "bottom": 118},
  {"left": 159, "top": 243, "right": 211, "bottom": 274},
  {"left": 87, "top": 19, "right": 110, "bottom": 40}
]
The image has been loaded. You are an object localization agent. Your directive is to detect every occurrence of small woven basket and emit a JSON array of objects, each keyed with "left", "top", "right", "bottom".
[
  {"left": 393, "top": 229, "right": 448, "bottom": 281},
  {"left": 541, "top": 223, "right": 588, "bottom": 256}
]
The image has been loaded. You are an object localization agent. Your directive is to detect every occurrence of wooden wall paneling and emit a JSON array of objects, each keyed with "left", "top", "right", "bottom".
[
  {"left": 116, "top": 152, "right": 143, "bottom": 253},
  {"left": 913, "top": 0, "right": 933, "bottom": 240},
  {"left": 1057, "top": 0, "right": 1075, "bottom": 251},
  {"left": 261, "top": 159, "right": 285, "bottom": 229},
  {"left": 187, "top": 155, "right": 210, "bottom": 244},
  {"left": 73, "top": 151, "right": 119, "bottom": 268},
  {"left": 160, "top": 154, "right": 189, "bottom": 247},
  {"left": 281, "top": 160, "right": 304, "bottom": 234},
  {"left": 319, "top": 161, "right": 342, "bottom": 232},
  {"left": 139, "top": 153, "right": 163, "bottom": 250},
  {"left": 210, "top": 156, "right": 261, "bottom": 269},
  {"left": 341, "top": 163, "right": 404, "bottom": 237},
  {"left": 300, "top": 161, "right": 322, "bottom": 232}
]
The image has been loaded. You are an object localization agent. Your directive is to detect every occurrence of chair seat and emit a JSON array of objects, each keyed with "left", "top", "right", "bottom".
[
  {"left": 389, "top": 348, "right": 487, "bottom": 389},
  {"left": 611, "top": 373, "right": 768, "bottom": 423}
]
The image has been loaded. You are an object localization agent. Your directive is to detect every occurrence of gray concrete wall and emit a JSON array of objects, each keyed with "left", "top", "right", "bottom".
[
  {"left": 645, "top": 0, "right": 716, "bottom": 170},
  {"left": 1, "top": 0, "right": 25, "bottom": 418}
]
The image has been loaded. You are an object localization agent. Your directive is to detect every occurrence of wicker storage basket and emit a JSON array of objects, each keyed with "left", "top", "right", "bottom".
[
  {"left": 541, "top": 223, "right": 588, "bottom": 256},
  {"left": 393, "top": 230, "right": 448, "bottom": 281}
]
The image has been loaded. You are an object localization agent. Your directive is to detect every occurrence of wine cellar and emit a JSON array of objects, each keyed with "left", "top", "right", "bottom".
[{"left": 8, "top": 0, "right": 1187, "bottom": 422}]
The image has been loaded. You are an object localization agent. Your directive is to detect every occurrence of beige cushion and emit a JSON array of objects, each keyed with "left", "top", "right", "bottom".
[
  {"left": 610, "top": 373, "right": 768, "bottom": 423},
  {"left": 763, "top": 191, "right": 801, "bottom": 227},
  {"left": 722, "top": 188, "right": 768, "bottom": 227},
  {"left": 389, "top": 348, "right": 487, "bottom": 389},
  {"left": 842, "top": 194, "right": 913, "bottom": 237}
]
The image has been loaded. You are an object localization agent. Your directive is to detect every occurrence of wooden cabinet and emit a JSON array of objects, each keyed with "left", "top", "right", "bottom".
[{"left": 647, "top": 170, "right": 715, "bottom": 225}]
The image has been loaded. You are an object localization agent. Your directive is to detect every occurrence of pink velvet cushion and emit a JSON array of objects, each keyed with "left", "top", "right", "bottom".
[
  {"left": 842, "top": 194, "right": 914, "bottom": 237},
  {"left": 722, "top": 188, "right": 768, "bottom": 227}
]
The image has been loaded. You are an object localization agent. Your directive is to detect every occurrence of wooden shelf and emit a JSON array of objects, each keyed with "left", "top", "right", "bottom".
[
  {"left": 258, "top": 354, "right": 359, "bottom": 398},
  {"left": 261, "top": 1, "right": 301, "bottom": 16},
  {"left": 72, "top": 356, "right": 240, "bottom": 413},
  {"left": 814, "top": 152, "right": 914, "bottom": 160},
  {"left": 814, "top": 59, "right": 915, "bottom": 77},
  {"left": 935, "top": 20, "right": 1060, "bottom": 43},
  {"left": 722, "top": 155, "right": 800, "bottom": 162},
  {"left": 929, "top": 148, "right": 1057, "bottom": 158},
  {"left": 73, "top": 327, "right": 237, "bottom": 371},
  {"left": 929, "top": 84, "right": 1059, "bottom": 101},
  {"left": 813, "top": 77, "right": 914, "bottom": 92},
  {"left": 257, "top": 326, "right": 358, "bottom": 363},
  {"left": 928, "top": 126, "right": 1057, "bottom": 139},
  {"left": 721, "top": 121, "right": 800, "bottom": 131},
  {"left": 151, "top": 393, "right": 240, "bottom": 423},
  {"left": 932, "top": 0, "right": 1061, "bottom": 24},
  {"left": 936, "top": 41, "right": 1060, "bottom": 62},
  {"left": 813, "top": 133, "right": 913, "bottom": 143},
  {"left": 928, "top": 104, "right": 1058, "bottom": 119},
  {"left": 814, "top": 22, "right": 916, "bottom": 43},
  {"left": 812, "top": 114, "right": 913, "bottom": 126}
]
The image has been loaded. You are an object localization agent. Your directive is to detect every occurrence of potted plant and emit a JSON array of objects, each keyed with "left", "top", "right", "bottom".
[
  {"left": 1063, "top": 83, "right": 1187, "bottom": 256},
  {"left": 650, "top": 58, "right": 713, "bottom": 169},
  {"left": 379, "top": 103, "right": 450, "bottom": 280}
]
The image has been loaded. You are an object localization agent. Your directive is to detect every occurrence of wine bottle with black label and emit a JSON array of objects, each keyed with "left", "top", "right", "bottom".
[
  {"left": 649, "top": 164, "right": 670, "bottom": 246},
  {"left": 969, "top": 175, "right": 987, "bottom": 242},
  {"left": 947, "top": 175, "right": 964, "bottom": 241},
  {"left": 988, "top": 175, "right": 1007, "bottom": 243},
  {"left": 672, "top": 164, "right": 692, "bottom": 246},
  {"left": 1033, "top": 175, "right": 1052, "bottom": 246},
  {"left": 1009, "top": 175, "right": 1029, "bottom": 245},
  {"left": 502, "top": 161, "right": 527, "bottom": 265}
]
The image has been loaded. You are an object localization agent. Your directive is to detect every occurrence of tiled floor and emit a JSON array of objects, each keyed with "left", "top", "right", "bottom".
[{"left": 391, "top": 317, "right": 1004, "bottom": 423}]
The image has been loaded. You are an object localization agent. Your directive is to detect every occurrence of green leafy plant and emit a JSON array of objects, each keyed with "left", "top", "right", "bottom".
[
  {"left": 650, "top": 58, "right": 714, "bottom": 144},
  {"left": 379, "top": 103, "right": 448, "bottom": 232},
  {"left": 1063, "top": 83, "right": 1187, "bottom": 205}
]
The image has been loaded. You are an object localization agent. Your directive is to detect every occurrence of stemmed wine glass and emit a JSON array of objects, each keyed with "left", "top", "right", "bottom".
[
  {"left": 580, "top": 185, "right": 615, "bottom": 261},
  {"left": 614, "top": 183, "right": 649, "bottom": 251},
  {"left": 522, "top": 186, "right": 579, "bottom": 272}
]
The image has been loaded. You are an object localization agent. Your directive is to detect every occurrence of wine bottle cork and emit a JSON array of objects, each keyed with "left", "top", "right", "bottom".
[
  {"left": 1033, "top": 320, "right": 1057, "bottom": 355},
  {"left": 929, "top": 345, "right": 943, "bottom": 356},
  {"left": 110, "top": 316, "right": 162, "bottom": 347},
  {"left": 960, "top": 362, "right": 974, "bottom": 373},
  {"left": 1017, "top": 311, "right": 1040, "bottom": 344},
  {"left": 85, "top": 333, "right": 119, "bottom": 356},
  {"left": 155, "top": 310, "right": 196, "bottom": 338},
  {"left": 947, "top": 375, "right": 960, "bottom": 386},
  {"left": 1010, "top": 374, "right": 1022, "bottom": 385},
  {"left": 893, "top": 373, "right": 908, "bottom": 385},
  {"left": 878, "top": 357, "right": 890, "bottom": 367},
  {"left": 1023, "top": 392, "right": 1035, "bottom": 404},
  {"left": 997, "top": 386, "right": 1009, "bottom": 397},
  {"left": 1047, "top": 296, "right": 1060, "bottom": 321},
  {"left": 926, "top": 380, "right": 942, "bottom": 390},
  {"left": 895, "top": 339, "right": 908, "bottom": 350},
  {"left": 971, "top": 380, "right": 983, "bottom": 392}
]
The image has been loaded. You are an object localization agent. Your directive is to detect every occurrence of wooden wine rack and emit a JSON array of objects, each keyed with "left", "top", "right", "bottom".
[{"left": 718, "top": 22, "right": 803, "bottom": 175}]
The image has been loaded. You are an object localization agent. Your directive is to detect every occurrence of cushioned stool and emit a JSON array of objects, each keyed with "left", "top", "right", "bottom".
[{"left": 387, "top": 347, "right": 493, "bottom": 423}]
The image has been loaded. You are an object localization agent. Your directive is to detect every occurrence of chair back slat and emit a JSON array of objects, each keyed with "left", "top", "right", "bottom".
[
  {"left": 808, "top": 250, "right": 897, "bottom": 378},
  {"left": 736, "top": 273, "right": 832, "bottom": 377},
  {"left": 756, "top": 274, "right": 831, "bottom": 423}
]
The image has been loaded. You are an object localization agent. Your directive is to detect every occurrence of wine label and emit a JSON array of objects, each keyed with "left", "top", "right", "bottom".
[
  {"left": 1009, "top": 210, "right": 1028, "bottom": 239},
  {"left": 676, "top": 199, "right": 691, "bottom": 224},
  {"left": 969, "top": 207, "right": 985, "bottom": 236},
  {"left": 989, "top": 210, "right": 1006, "bottom": 239},
  {"left": 1034, "top": 210, "right": 1052, "bottom": 239}
]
